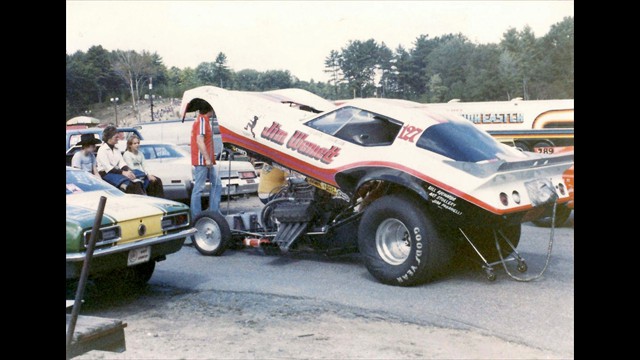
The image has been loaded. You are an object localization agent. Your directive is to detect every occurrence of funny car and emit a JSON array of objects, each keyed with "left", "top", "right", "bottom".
[
  {"left": 66, "top": 167, "right": 195, "bottom": 287},
  {"left": 180, "top": 86, "right": 574, "bottom": 286}
]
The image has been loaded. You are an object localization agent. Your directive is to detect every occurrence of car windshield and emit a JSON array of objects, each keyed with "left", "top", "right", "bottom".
[
  {"left": 416, "top": 120, "right": 524, "bottom": 162},
  {"left": 66, "top": 169, "right": 114, "bottom": 194},
  {"left": 140, "top": 144, "right": 186, "bottom": 159}
]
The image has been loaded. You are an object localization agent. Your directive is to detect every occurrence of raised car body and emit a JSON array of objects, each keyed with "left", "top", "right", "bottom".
[
  {"left": 180, "top": 86, "right": 573, "bottom": 286},
  {"left": 66, "top": 167, "right": 195, "bottom": 282},
  {"left": 181, "top": 86, "right": 572, "bottom": 225}
]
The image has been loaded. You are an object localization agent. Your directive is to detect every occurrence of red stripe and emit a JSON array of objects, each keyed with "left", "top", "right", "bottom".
[{"left": 221, "top": 127, "right": 568, "bottom": 215}]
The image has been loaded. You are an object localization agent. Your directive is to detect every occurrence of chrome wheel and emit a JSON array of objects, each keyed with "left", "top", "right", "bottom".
[
  {"left": 375, "top": 218, "right": 411, "bottom": 265},
  {"left": 194, "top": 217, "right": 222, "bottom": 252}
]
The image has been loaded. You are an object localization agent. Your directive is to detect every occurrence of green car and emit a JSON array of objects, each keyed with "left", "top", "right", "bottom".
[{"left": 66, "top": 167, "right": 196, "bottom": 286}]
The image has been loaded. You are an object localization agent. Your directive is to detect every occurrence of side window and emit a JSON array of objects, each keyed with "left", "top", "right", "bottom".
[
  {"left": 69, "top": 133, "right": 100, "bottom": 146},
  {"left": 306, "top": 107, "right": 402, "bottom": 146},
  {"left": 155, "top": 146, "right": 172, "bottom": 158},
  {"left": 140, "top": 146, "right": 155, "bottom": 159},
  {"left": 305, "top": 107, "right": 360, "bottom": 135}
]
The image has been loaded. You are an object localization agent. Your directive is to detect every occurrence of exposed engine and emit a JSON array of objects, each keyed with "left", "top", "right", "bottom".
[{"left": 260, "top": 177, "right": 355, "bottom": 253}]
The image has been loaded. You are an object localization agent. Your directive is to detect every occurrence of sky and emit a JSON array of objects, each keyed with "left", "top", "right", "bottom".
[{"left": 66, "top": 1, "right": 574, "bottom": 83}]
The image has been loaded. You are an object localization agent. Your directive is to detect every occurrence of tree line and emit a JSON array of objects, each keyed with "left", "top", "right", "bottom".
[{"left": 66, "top": 16, "right": 573, "bottom": 121}]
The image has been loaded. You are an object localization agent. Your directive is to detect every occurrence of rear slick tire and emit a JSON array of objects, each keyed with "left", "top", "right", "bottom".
[{"left": 357, "top": 194, "right": 452, "bottom": 286}]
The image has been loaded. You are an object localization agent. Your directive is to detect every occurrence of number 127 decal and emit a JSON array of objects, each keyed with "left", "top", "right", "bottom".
[{"left": 397, "top": 125, "right": 423, "bottom": 143}]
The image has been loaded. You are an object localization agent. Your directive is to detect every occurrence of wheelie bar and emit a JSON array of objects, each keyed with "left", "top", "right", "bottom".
[{"left": 458, "top": 228, "right": 528, "bottom": 281}]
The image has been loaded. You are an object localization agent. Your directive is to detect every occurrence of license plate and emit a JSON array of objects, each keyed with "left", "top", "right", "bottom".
[{"left": 127, "top": 246, "right": 151, "bottom": 266}]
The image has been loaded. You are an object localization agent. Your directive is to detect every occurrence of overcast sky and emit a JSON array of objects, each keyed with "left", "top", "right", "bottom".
[{"left": 66, "top": 1, "right": 574, "bottom": 82}]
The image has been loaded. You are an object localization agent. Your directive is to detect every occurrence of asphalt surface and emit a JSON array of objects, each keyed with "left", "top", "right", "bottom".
[
  {"left": 77, "top": 194, "right": 574, "bottom": 358},
  {"left": 148, "top": 195, "right": 574, "bottom": 357}
]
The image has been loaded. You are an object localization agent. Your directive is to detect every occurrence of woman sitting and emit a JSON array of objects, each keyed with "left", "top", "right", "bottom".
[{"left": 123, "top": 135, "right": 165, "bottom": 198}]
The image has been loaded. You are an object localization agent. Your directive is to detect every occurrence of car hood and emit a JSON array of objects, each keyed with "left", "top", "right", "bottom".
[{"left": 66, "top": 189, "right": 188, "bottom": 227}]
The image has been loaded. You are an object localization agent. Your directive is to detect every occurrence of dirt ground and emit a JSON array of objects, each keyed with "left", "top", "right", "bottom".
[{"left": 74, "top": 285, "right": 562, "bottom": 360}]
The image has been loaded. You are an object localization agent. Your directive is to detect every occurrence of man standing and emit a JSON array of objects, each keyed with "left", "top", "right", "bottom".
[{"left": 190, "top": 103, "right": 223, "bottom": 218}]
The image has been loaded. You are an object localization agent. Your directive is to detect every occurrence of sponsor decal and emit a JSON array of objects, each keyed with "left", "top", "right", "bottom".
[
  {"left": 261, "top": 121, "right": 288, "bottom": 145},
  {"left": 244, "top": 115, "right": 259, "bottom": 138},
  {"left": 461, "top": 113, "right": 524, "bottom": 124},
  {"left": 396, "top": 227, "right": 423, "bottom": 283},
  {"left": 261, "top": 121, "right": 341, "bottom": 164},
  {"left": 426, "top": 185, "right": 462, "bottom": 216}
]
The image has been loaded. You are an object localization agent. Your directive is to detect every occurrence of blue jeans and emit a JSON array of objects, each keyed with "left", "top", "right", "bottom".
[
  {"left": 191, "top": 165, "right": 222, "bottom": 218},
  {"left": 103, "top": 172, "right": 147, "bottom": 193}
]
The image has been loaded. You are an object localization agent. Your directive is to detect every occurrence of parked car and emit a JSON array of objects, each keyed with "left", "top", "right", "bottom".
[
  {"left": 66, "top": 166, "right": 195, "bottom": 287},
  {"left": 133, "top": 118, "right": 223, "bottom": 155},
  {"left": 147, "top": 142, "right": 259, "bottom": 200},
  {"left": 179, "top": 86, "right": 574, "bottom": 286},
  {"left": 531, "top": 146, "right": 574, "bottom": 227},
  {"left": 137, "top": 141, "right": 195, "bottom": 201},
  {"left": 66, "top": 127, "right": 144, "bottom": 166},
  {"left": 66, "top": 127, "right": 143, "bottom": 152}
]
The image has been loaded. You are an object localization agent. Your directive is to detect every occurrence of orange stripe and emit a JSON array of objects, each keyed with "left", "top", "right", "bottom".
[{"left": 221, "top": 127, "right": 569, "bottom": 216}]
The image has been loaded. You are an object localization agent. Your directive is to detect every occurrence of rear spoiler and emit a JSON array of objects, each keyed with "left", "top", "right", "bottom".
[
  {"left": 444, "top": 151, "right": 573, "bottom": 178},
  {"left": 496, "top": 153, "right": 573, "bottom": 172}
]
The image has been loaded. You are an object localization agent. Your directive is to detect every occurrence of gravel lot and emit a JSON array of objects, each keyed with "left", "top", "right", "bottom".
[{"left": 73, "top": 195, "right": 573, "bottom": 359}]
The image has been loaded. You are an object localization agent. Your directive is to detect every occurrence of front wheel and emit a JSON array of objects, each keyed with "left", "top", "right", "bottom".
[
  {"left": 357, "top": 194, "right": 452, "bottom": 286},
  {"left": 192, "top": 211, "right": 231, "bottom": 256}
]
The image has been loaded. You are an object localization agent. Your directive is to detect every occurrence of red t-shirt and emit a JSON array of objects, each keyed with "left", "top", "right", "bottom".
[{"left": 191, "top": 114, "right": 216, "bottom": 166}]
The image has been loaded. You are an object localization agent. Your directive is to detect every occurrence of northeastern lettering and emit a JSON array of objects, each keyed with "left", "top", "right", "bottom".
[{"left": 462, "top": 113, "right": 524, "bottom": 124}]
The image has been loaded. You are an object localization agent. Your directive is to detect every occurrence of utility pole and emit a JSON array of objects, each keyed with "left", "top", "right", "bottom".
[
  {"left": 149, "top": 77, "right": 154, "bottom": 121},
  {"left": 110, "top": 97, "right": 119, "bottom": 126}
]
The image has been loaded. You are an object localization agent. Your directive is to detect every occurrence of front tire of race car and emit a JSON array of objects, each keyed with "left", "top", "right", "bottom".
[
  {"left": 357, "top": 194, "right": 453, "bottom": 286},
  {"left": 192, "top": 211, "right": 232, "bottom": 256}
]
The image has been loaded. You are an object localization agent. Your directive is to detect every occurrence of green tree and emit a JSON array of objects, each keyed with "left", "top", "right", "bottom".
[
  {"left": 426, "top": 74, "right": 448, "bottom": 102},
  {"left": 234, "top": 69, "right": 261, "bottom": 91},
  {"left": 111, "top": 49, "right": 155, "bottom": 122},
  {"left": 66, "top": 51, "right": 95, "bottom": 118},
  {"left": 499, "top": 26, "right": 540, "bottom": 100},
  {"left": 195, "top": 62, "right": 215, "bottom": 85},
  {"left": 424, "top": 34, "right": 474, "bottom": 101},
  {"left": 404, "top": 34, "right": 453, "bottom": 99},
  {"left": 85, "top": 45, "right": 120, "bottom": 104},
  {"left": 259, "top": 70, "right": 293, "bottom": 90},
  {"left": 464, "top": 44, "right": 505, "bottom": 101},
  {"left": 339, "top": 39, "right": 385, "bottom": 98},
  {"left": 212, "top": 52, "right": 232, "bottom": 88},
  {"left": 324, "top": 50, "right": 343, "bottom": 98},
  {"left": 538, "top": 16, "right": 574, "bottom": 98}
]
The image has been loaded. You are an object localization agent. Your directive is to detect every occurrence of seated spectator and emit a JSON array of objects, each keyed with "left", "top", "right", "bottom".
[
  {"left": 71, "top": 134, "right": 101, "bottom": 178},
  {"left": 96, "top": 125, "right": 145, "bottom": 194},
  {"left": 123, "top": 135, "right": 165, "bottom": 198}
]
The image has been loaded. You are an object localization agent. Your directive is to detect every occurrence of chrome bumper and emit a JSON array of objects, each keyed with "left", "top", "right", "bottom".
[{"left": 66, "top": 227, "right": 196, "bottom": 262}]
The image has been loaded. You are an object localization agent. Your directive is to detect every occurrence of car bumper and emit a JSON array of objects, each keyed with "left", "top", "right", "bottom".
[
  {"left": 221, "top": 182, "right": 259, "bottom": 196},
  {"left": 66, "top": 227, "right": 196, "bottom": 279},
  {"left": 197, "top": 181, "right": 259, "bottom": 197}
]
